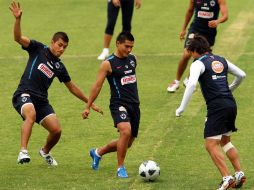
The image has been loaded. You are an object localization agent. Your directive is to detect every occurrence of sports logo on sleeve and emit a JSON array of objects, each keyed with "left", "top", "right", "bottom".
[
  {"left": 38, "top": 63, "right": 54, "bottom": 78},
  {"left": 211, "top": 61, "right": 224, "bottom": 73},
  {"left": 121, "top": 75, "right": 137, "bottom": 85}
]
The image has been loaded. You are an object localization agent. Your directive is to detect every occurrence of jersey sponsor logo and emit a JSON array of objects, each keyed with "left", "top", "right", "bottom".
[
  {"left": 198, "top": 11, "right": 214, "bottom": 19},
  {"left": 38, "top": 63, "right": 54, "bottom": 78},
  {"left": 121, "top": 75, "right": 136, "bottom": 85},
  {"left": 212, "top": 75, "right": 226, "bottom": 80},
  {"left": 124, "top": 70, "right": 133, "bottom": 74},
  {"left": 211, "top": 61, "right": 224, "bottom": 73}
]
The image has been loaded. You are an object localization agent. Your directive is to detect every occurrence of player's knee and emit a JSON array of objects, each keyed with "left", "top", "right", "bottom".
[
  {"left": 222, "top": 142, "right": 234, "bottom": 153},
  {"left": 24, "top": 112, "right": 36, "bottom": 124},
  {"left": 105, "top": 24, "right": 115, "bottom": 35},
  {"left": 51, "top": 127, "right": 62, "bottom": 136}
]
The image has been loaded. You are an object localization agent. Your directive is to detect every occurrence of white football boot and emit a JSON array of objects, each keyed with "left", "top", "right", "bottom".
[
  {"left": 217, "top": 176, "right": 235, "bottom": 190},
  {"left": 39, "top": 148, "right": 58, "bottom": 166},
  {"left": 97, "top": 48, "right": 109, "bottom": 60},
  {"left": 234, "top": 171, "right": 246, "bottom": 188},
  {"left": 17, "top": 150, "right": 30, "bottom": 164},
  {"left": 167, "top": 80, "right": 180, "bottom": 92}
]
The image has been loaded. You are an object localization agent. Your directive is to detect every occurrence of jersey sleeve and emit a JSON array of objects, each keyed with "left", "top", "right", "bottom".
[
  {"left": 227, "top": 59, "right": 246, "bottom": 91},
  {"left": 57, "top": 63, "right": 71, "bottom": 83},
  {"left": 22, "top": 40, "right": 45, "bottom": 54},
  {"left": 176, "top": 61, "right": 205, "bottom": 115}
]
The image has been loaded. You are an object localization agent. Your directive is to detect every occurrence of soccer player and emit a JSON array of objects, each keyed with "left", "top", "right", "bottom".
[
  {"left": 167, "top": 0, "right": 228, "bottom": 92},
  {"left": 10, "top": 1, "right": 103, "bottom": 166},
  {"left": 176, "top": 35, "right": 246, "bottom": 190},
  {"left": 97, "top": 0, "right": 141, "bottom": 60},
  {"left": 82, "top": 31, "right": 140, "bottom": 178}
]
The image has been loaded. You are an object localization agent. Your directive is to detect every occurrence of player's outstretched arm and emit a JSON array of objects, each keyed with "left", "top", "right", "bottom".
[
  {"left": 82, "top": 61, "right": 111, "bottom": 119},
  {"left": 64, "top": 81, "right": 103, "bottom": 115},
  {"left": 9, "top": 1, "right": 30, "bottom": 48}
]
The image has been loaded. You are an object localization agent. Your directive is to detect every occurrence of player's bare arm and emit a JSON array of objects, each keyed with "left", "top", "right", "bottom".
[
  {"left": 82, "top": 61, "right": 111, "bottom": 119},
  {"left": 64, "top": 81, "right": 103, "bottom": 115},
  {"left": 9, "top": 1, "right": 30, "bottom": 48},
  {"left": 135, "top": 0, "right": 142, "bottom": 9},
  {"left": 180, "top": 0, "right": 194, "bottom": 40},
  {"left": 208, "top": 0, "right": 228, "bottom": 28},
  {"left": 112, "top": 0, "right": 121, "bottom": 7}
]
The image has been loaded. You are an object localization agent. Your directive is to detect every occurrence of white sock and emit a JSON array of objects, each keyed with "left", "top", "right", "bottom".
[
  {"left": 20, "top": 149, "right": 28, "bottom": 153},
  {"left": 95, "top": 149, "right": 101, "bottom": 158},
  {"left": 102, "top": 48, "right": 109, "bottom": 54},
  {"left": 174, "top": 80, "right": 180, "bottom": 84}
]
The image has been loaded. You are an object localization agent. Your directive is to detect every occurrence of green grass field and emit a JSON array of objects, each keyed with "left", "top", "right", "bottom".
[{"left": 1, "top": 0, "right": 254, "bottom": 189}]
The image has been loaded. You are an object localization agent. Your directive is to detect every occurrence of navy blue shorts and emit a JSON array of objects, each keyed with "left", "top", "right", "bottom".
[
  {"left": 110, "top": 103, "right": 140, "bottom": 137},
  {"left": 12, "top": 93, "right": 55, "bottom": 124},
  {"left": 184, "top": 29, "right": 216, "bottom": 48},
  {"left": 204, "top": 107, "right": 237, "bottom": 138}
]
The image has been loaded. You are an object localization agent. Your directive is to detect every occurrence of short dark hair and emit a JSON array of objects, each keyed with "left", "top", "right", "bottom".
[
  {"left": 52, "top": 32, "right": 69, "bottom": 43},
  {"left": 116, "top": 31, "right": 134, "bottom": 43},
  {"left": 186, "top": 35, "right": 211, "bottom": 54}
]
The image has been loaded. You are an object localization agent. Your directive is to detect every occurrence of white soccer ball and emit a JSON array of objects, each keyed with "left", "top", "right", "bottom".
[{"left": 139, "top": 160, "right": 160, "bottom": 181}]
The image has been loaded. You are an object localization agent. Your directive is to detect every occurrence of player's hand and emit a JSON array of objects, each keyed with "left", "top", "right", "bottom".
[
  {"left": 9, "top": 1, "right": 22, "bottom": 19},
  {"left": 208, "top": 20, "right": 219, "bottom": 28},
  {"left": 112, "top": 0, "right": 121, "bottom": 7},
  {"left": 179, "top": 30, "right": 186, "bottom": 40},
  {"left": 91, "top": 104, "right": 103, "bottom": 115},
  {"left": 82, "top": 108, "right": 90, "bottom": 119},
  {"left": 176, "top": 107, "right": 184, "bottom": 117},
  {"left": 135, "top": 0, "right": 141, "bottom": 9}
]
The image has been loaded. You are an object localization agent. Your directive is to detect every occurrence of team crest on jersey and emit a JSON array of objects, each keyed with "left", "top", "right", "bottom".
[
  {"left": 55, "top": 62, "right": 60, "bottom": 69},
  {"left": 38, "top": 63, "right": 54, "bottom": 78},
  {"left": 210, "top": 0, "right": 216, "bottom": 7},
  {"left": 130, "top": 60, "right": 135, "bottom": 67},
  {"left": 125, "top": 65, "right": 129, "bottom": 69},
  {"left": 121, "top": 75, "right": 136, "bottom": 85},
  {"left": 211, "top": 61, "right": 224, "bottom": 73}
]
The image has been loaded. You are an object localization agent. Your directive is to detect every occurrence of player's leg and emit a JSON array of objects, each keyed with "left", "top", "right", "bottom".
[
  {"left": 220, "top": 135, "right": 246, "bottom": 188},
  {"left": 98, "top": 1, "right": 120, "bottom": 60},
  {"left": 205, "top": 137, "right": 235, "bottom": 190},
  {"left": 121, "top": 0, "right": 134, "bottom": 32},
  {"left": 39, "top": 114, "right": 61, "bottom": 166},
  {"left": 13, "top": 94, "right": 36, "bottom": 164},
  {"left": 167, "top": 48, "right": 191, "bottom": 92},
  {"left": 116, "top": 122, "right": 132, "bottom": 178}
]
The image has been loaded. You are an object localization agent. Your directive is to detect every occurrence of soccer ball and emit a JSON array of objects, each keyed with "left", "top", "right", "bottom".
[{"left": 139, "top": 160, "right": 160, "bottom": 181}]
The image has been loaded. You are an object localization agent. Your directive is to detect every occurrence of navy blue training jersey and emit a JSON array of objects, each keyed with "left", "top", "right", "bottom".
[
  {"left": 198, "top": 53, "right": 236, "bottom": 111},
  {"left": 106, "top": 54, "right": 139, "bottom": 104},
  {"left": 14, "top": 40, "right": 71, "bottom": 100},
  {"left": 190, "top": 0, "right": 220, "bottom": 35}
]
